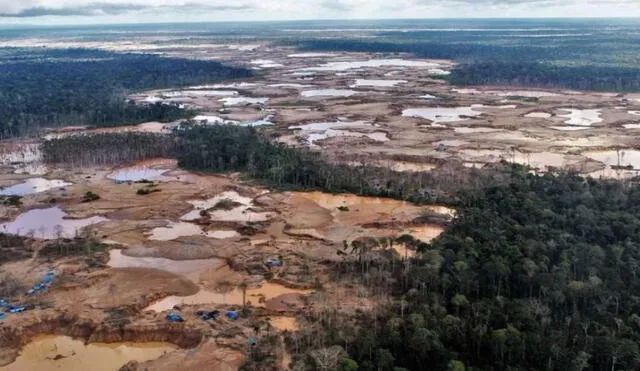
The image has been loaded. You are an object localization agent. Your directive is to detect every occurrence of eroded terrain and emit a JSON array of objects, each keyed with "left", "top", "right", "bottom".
[{"left": 1, "top": 32, "right": 640, "bottom": 370}]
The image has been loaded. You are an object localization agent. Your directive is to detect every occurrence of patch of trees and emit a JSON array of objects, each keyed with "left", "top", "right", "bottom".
[
  {"left": 42, "top": 125, "right": 518, "bottom": 204},
  {"left": 0, "top": 48, "right": 253, "bottom": 138},
  {"left": 175, "top": 125, "right": 495, "bottom": 204},
  {"left": 42, "top": 132, "right": 181, "bottom": 166},
  {"left": 285, "top": 171, "right": 640, "bottom": 370}
]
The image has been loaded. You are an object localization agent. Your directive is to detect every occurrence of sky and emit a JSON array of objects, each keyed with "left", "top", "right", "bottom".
[{"left": 0, "top": 0, "right": 639, "bottom": 25}]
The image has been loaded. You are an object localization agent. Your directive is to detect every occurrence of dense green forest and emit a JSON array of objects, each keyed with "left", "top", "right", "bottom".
[
  {"left": 0, "top": 48, "right": 252, "bottom": 138},
  {"left": 43, "top": 126, "right": 640, "bottom": 370},
  {"left": 293, "top": 38, "right": 640, "bottom": 92},
  {"left": 282, "top": 171, "right": 640, "bottom": 371}
]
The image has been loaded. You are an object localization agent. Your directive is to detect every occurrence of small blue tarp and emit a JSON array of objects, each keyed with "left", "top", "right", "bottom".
[
  {"left": 9, "top": 306, "right": 26, "bottom": 313},
  {"left": 166, "top": 312, "right": 184, "bottom": 322},
  {"left": 226, "top": 311, "right": 239, "bottom": 320}
]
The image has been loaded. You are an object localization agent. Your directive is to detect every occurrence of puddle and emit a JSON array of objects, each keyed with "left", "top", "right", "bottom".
[
  {"left": 250, "top": 59, "right": 283, "bottom": 68},
  {"left": 206, "top": 230, "right": 240, "bottom": 239},
  {"left": 629, "top": 111, "right": 640, "bottom": 116},
  {"left": 300, "top": 89, "right": 358, "bottom": 98},
  {"left": 288, "top": 121, "right": 387, "bottom": 145},
  {"left": 181, "top": 191, "right": 272, "bottom": 223},
  {"left": 193, "top": 82, "right": 258, "bottom": 89},
  {"left": 525, "top": 112, "right": 552, "bottom": 119},
  {"left": 269, "top": 317, "right": 299, "bottom": 331},
  {"left": 0, "top": 207, "right": 107, "bottom": 239},
  {"left": 420, "top": 94, "right": 438, "bottom": 99},
  {"left": 240, "top": 117, "right": 275, "bottom": 127},
  {"left": 145, "top": 283, "right": 312, "bottom": 312},
  {"left": 287, "top": 53, "right": 336, "bottom": 58},
  {"left": 452, "top": 88, "right": 480, "bottom": 94},
  {"left": 218, "top": 97, "right": 268, "bottom": 106},
  {"left": 108, "top": 249, "right": 223, "bottom": 280},
  {"left": 1, "top": 335, "right": 176, "bottom": 371},
  {"left": 623, "top": 123, "right": 640, "bottom": 129},
  {"left": 550, "top": 126, "right": 591, "bottom": 131},
  {"left": 193, "top": 115, "right": 238, "bottom": 125},
  {"left": 107, "top": 167, "right": 170, "bottom": 182},
  {"left": 0, "top": 178, "right": 71, "bottom": 196},
  {"left": 453, "top": 127, "right": 502, "bottom": 134},
  {"left": 267, "top": 83, "right": 312, "bottom": 89},
  {"left": 350, "top": 79, "right": 407, "bottom": 87},
  {"left": 428, "top": 68, "right": 451, "bottom": 76},
  {"left": 302, "top": 59, "right": 441, "bottom": 71},
  {"left": 402, "top": 106, "right": 482, "bottom": 123},
  {"left": 557, "top": 108, "right": 602, "bottom": 126},
  {"left": 305, "top": 130, "right": 388, "bottom": 146},
  {"left": 583, "top": 150, "right": 640, "bottom": 169},
  {"left": 289, "top": 71, "right": 316, "bottom": 77},
  {"left": 165, "top": 90, "right": 238, "bottom": 97},
  {"left": 147, "top": 222, "right": 205, "bottom": 241}
]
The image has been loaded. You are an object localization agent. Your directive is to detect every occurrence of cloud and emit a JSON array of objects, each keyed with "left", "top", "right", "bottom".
[
  {"left": 0, "top": 0, "right": 638, "bottom": 20},
  {"left": 0, "top": 1, "right": 254, "bottom": 18},
  {"left": 320, "top": 0, "right": 354, "bottom": 11}
]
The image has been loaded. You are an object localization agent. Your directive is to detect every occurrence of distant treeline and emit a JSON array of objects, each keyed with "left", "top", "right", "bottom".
[
  {"left": 0, "top": 48, "right": 253, "bottom": 138},
  {"left": 293, "top": 39, "right": 640, "bottom": 92}
]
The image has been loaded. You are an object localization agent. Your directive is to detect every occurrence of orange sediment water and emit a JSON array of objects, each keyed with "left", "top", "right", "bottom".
[{"left": 1, "top": 335, "right": 176, "bottom": 371}]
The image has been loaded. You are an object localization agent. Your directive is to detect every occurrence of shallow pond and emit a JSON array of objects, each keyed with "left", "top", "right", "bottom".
[
  {"left": 300, "top": 89, "right": 358, "bottom": 98},
  {"left": 302, "top": 59, "right": 441, "bottom": 71},
  {"left": 402, "top": 106, "right": 482, "bottom": 123},
  {"left": 0, "top": 207, "right": 107, "bottom": 239},
  {"left": 181, "top": 191, "right": 272, "bottom": 223},
  {"left": 305, "top": 130, "right": 389, "bottom": 146},
  {"left": 557, "top": 108, "right": 602, "bottom": 126},
  {"left": 250, "top": 60, "right": 284, "bottom": 68},
  {"left": 350, "top": 79, "right": 407, "bottom": 87},
  {"left": 218, "top": 97, "right": 268, "bottom": 106},
  {"left": 525, "top": 112, "right": 552, "bottom": 119},
  {"left": 107, "top": 167, "right": 171, "bottom": 182},
  {"left": 0, "top": 178, "right": 71, "bottom": 196},
  {"left": 147, "top": 222, "right": 206, "bottom": 241},
  {"left": 145, "top": 283, "right": 312, "bottom": 312},
  {"left": 108, "top": 249, "right": 223, "bottom": 280},
  {"left": 453, "top": 127, "right": 502, "bottom": 134},
  {"left": 1, "top": 335, "right": 176, "bottom": 371}
]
